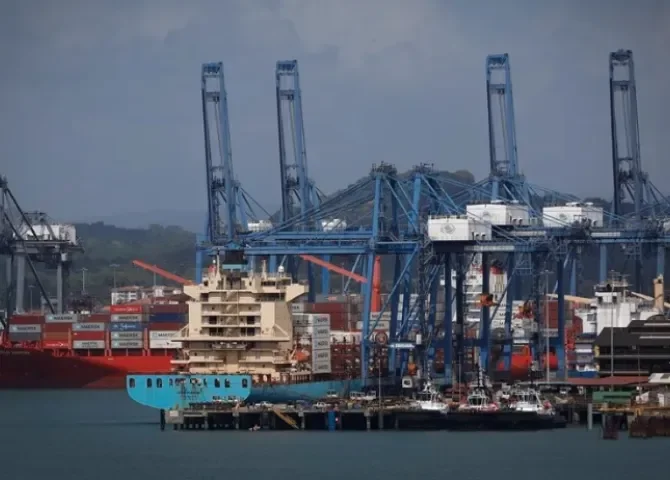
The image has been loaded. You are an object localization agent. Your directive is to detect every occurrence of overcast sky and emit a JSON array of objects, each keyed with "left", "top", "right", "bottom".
[{"left": 1, "top": 0, "right": 668, "bottom": 225}]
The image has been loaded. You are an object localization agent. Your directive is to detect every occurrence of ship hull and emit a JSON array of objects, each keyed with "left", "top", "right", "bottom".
[
  {"left": 124, "top": 374, "right": 364, "bottom": 409},
  {"left": 247, "top": 378, "right": 364, "bottom": 403},
  {"left": 0, "top": 347, "right": 173, "bottom": 389}
]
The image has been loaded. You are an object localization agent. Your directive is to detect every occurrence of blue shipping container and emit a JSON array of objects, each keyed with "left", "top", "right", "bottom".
[
  {"left": 149, "top": 313, "right": 186, "bottom": 323},
  {"left": 109, "top": 322, "right": 145, "bottom": 332}
]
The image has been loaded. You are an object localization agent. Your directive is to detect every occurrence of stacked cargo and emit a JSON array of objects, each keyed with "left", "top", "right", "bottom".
[
  {"left": 292, "top": 313, "right": 332, "bottom": 374},
  {"left": 295, "top": 299, "right": 357, "bottom": 331},
  {"left": 45, "top": 314, "right": 78, "bottom": 349},
  {"left": 73, "top": 320, "right": 106, "bottom": 350},
  {"left": 8, "top": 314, "right": 43, "bottom": 343},
  {"left": 146, "top": 304, "right": 187, "bottom": 351}
]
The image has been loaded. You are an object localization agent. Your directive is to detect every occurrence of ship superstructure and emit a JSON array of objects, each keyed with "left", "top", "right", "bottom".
[
  {"left": 569, "top": 275, "right": 663, "bottom": 374},
  {"left": 172, "top": 259, "right": 310, "bottom": 382}
]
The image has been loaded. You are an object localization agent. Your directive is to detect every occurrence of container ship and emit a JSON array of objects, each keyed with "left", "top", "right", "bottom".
[
  {"left": 128, "top": 258, "right": 367, "bottom": 407},
  {"left": 0, "top": 303, "right": 187, "bottom": 389}
]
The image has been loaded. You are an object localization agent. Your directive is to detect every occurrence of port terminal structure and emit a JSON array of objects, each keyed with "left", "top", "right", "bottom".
[
  {"left": 195, "top": 50, "right": 670, "bottom": 386},
  {"left": 0, "top": 176, "right": 83, "bottom": 323}
]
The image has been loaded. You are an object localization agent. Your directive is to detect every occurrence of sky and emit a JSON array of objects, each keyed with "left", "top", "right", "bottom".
[{"left": 1, "top": 0, "right": 668, "bottom": 228}]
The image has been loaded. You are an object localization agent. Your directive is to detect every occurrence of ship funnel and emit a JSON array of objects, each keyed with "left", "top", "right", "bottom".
[{"left": 654, "top": 275, "right": 664, "bottom": 311}]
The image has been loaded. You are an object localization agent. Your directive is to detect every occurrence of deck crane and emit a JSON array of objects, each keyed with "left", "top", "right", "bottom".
[
  {"left": 605, "top": 49, "right": 669, "bottom": 292},
  {"left": 197, "top": 62, "right": 268, "bottom": 279},
  {"left": 1, "top": 176, "right": 82, "bottom": 326},
  {"left": 274, "top": 60, "right": 329, "bottom": 300}
]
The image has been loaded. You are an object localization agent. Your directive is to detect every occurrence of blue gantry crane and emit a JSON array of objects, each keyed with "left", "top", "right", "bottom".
[
  {"left": 601, "top": 49, "right": 670, "bottom": 292},
  {"left": 194, "top": 51, "right": 668, "bottom": 387},
  {"left": 273, "top": 60, "right": 330, "bottom": 299},
  {"left": 196, "top": 62, "right": 269, "bottom": 279}
]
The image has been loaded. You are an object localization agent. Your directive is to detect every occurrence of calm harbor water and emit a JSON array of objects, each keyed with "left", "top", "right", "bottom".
[{"left": 0, "top": 390, "right": 663, "bottom": 479}]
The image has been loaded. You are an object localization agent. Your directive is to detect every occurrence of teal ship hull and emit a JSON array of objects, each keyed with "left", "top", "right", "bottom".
[{"left": 126, "top": 373, "right": 364, "bottom": 409}]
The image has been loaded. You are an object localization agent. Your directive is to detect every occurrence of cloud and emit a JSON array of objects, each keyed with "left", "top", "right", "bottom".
[{"left": 1, "top": 0, "right": 668, "bottom": 223}]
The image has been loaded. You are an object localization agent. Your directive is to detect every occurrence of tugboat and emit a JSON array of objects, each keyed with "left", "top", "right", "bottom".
[
  {"left": 411, "top": 379, "right": 449, "bottom": 412},
  {"left": 444, "top": 366, "right": 566, "bottom": 431}
]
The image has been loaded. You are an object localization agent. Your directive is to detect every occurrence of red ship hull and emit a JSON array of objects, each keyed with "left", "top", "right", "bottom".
[{"left": 0, "top": 347, "right": 173, "bottom": 389}]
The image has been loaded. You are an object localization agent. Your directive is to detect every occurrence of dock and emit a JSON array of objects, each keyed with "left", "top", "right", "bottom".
[{"left": 160, "top": 405, "right": 445, "bottom": 431}]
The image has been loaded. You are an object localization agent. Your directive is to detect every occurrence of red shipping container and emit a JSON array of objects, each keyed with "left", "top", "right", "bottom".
[
  {"left": 148, "top": 322, "right": 184, "bottom": 331},
  {"left": 150, "top": 304, "right": 188, "bottom": 314},
  {"left": 72, "top": 331, "right": 106, "bottom": 341},
  {"left": 88, "top": 313, "right": 111, "bottom": 322},
  {"left": 10, "top": 314, "right": 45, "bottom": 325},
  {"left": 310, "top": 302, "right": 347, "bottom": 315},
  {"left": 110, "top": 304, "right": 144, "bottom": 314},
  {"left": 329, "top": 312, "right": 349, "bottom": 331},
  {"left": 42, "top": 339, "right": 70, "bottom": 349},
  {"left": 42, "top": 332, "right": 69, "bottom": 340},
  {"left": 43, "top": 323, "right": 72, "bottom": 333}
]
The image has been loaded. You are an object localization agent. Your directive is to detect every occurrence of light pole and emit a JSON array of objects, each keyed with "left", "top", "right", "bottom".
[
  {"left": 110, "top": 264, "right": 119, "bottom": 289},
  {"left": 543, "top": 270, "right": 551, "bottom": 383},
  {"left": 29, "top": 285, "right": 35, "bottom": 311},
  {"left": 81, "top": 268, "right": 88, "bottom": 294}
]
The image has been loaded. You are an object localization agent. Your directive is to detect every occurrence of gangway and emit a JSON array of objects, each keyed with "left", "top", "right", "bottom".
[{"left": 272, "top": 407, "right": 299, "bottom": 429}]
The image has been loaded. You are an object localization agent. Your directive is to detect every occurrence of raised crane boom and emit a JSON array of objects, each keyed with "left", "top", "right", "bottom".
[
  {"left": 201, "top": 62, "right": 247, "bottom": 245},
  {"left": 485, "top": 54, "right": 528, "bottom": 204}
]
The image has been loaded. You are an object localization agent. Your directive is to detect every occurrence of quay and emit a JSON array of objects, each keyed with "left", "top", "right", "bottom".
[
  {"left": 158, "top": 404, "right": 567, "bottom": 432},
  {"left": 160, "top": 405, "right": 446, "bottom": 431}
]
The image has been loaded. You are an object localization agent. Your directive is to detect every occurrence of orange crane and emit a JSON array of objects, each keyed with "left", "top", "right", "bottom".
[
  {"left": 131, "top": 260, "right": 194, "bottom": 285},
  {"left": 131, "top": 255, "right": 382, "bottom": 309}
]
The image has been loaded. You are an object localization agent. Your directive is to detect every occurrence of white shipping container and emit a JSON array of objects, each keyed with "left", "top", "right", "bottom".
[
  {"left": 293, "top": 313, "right": 330, "bottom": 327},
  {"left": 111, "top": 331, "right": 142, "bottom": 340},
  {"left": 312, "top": 326, "right": 330, "bottom": 339},
  {"left": 45, "top": 313, "right": 79, "bottom": 323},
  {"left": 149, "top": 330, "right": 179, "bottom": 340},
  {"left": 111, "top": 314, "right": 143, "bottom": 322},
  {"left": 291, "top": 303, "right": 304, "bottom": 313},
  {"left": 72, "top": 322, "right": 105, "bottom": 332},
  {"left": 149, "top": 339, "right": 181, "bottom": 349},
  {"left": 355, "top": 320, "right": 390, "bottom": 331},
  {"left": 73, "top": 340, "right": 105, "bottom": 349},
  {"left": 312, "top": 337, "right": 330, "bottom": 350},
  {"left": 111, "top": 340, "right": 143, "bottom": 349},
  {"left": 312, "top": 349, "right": 332, "bottom": 374},
  {"left": 9, "top": 324, "right": 41, "bottom": 333}
]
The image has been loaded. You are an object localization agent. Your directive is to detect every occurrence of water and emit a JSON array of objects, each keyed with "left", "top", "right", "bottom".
[{"left": 0, "top": 390, "right": 663, "bottom": 479}]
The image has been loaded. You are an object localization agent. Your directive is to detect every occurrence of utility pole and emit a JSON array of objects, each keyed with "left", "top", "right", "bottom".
[
  {"left": 110, "top": 263, "right": 119, "bottom": 289},
  {"left": 81, "top": 268, "right": 88, "bottom": 294},
  {"left": 544, "top": 270, "right": 550, "bottom": 383}
]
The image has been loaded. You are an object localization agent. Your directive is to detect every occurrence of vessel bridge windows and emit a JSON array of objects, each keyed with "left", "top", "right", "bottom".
[
  {"left": 169, "top": 379, "right": 174, "bottom": 387},
  {"left": 156, "top": 378, "right": 163, "bottom": 388},
  {"left": 242, "top": 378, "right": 248, "bottom": 388},
  {"left": 129, "top": 378, "right": 136, "bottom": 388},
  {"left": 225, "top": 379, "right": 231, "bottom": 388},
  {"left": 215, "top": 378, "right": 221, "bottom": 388},
  {"left": 146, "top": 378, "right": 152, "bottom": 388}
]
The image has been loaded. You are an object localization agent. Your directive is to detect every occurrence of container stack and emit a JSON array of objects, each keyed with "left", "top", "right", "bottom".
[
  {"left": 109, "top": 304, "right": 145, "bottom": 350},
  {"left": 72, "top": 320, "right": 106, "bottom": 350},
  {"left": 146, "top": 304, "right": 187, "bottom": 351},
  {"left": 5, "top": 304, "right": 188, "bottom": 353},
  {"left": 43, "top": 313, "right": 78, "bottom": 349},
  {"left": 7, "top": 314, "right": 43, "bottom": 344},
  {"left": 292, "top": 313, "right": 332, "bottom": 374}
]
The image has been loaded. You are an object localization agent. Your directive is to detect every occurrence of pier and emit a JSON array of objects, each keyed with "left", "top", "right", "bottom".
[
  {"left": 158, "top": 404, "right": 567, "bottom": 432},
  {"left": 160, "top": 405, "right": 445, "bottom": 431}
]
